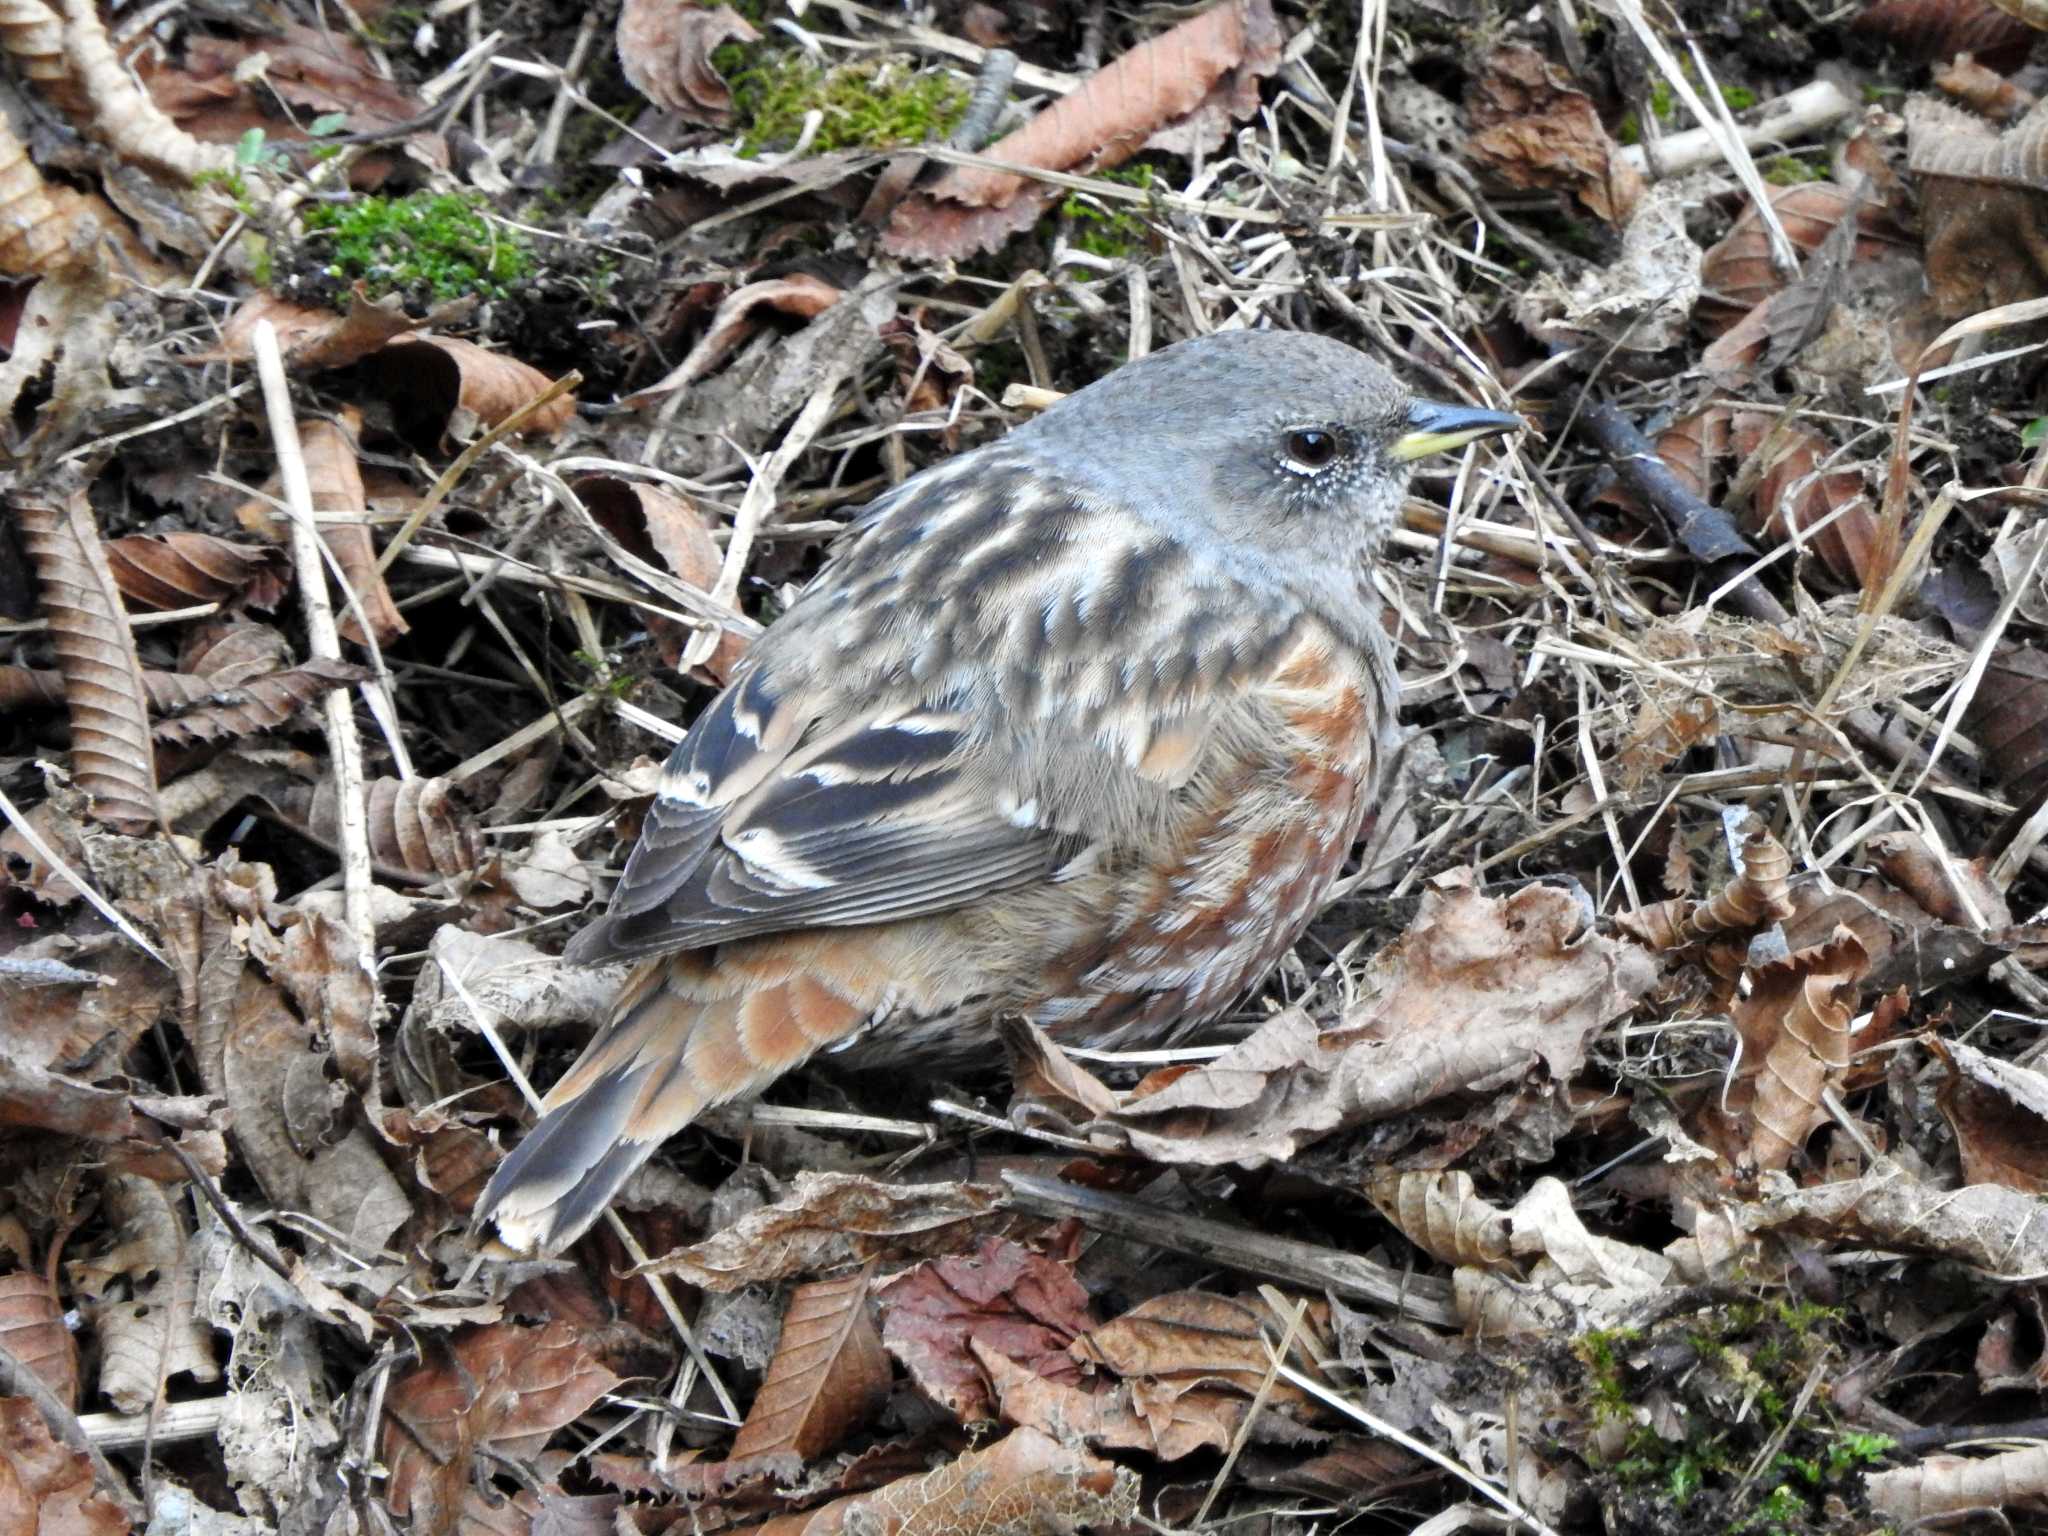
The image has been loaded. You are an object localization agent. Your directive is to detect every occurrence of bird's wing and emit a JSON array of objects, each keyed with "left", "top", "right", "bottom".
[
  {"left": 564, "top": 662, "right": 1084, "bottom": 964},
  {"left": 563, "top": 455, "right": 1363, "bottom": 968}
]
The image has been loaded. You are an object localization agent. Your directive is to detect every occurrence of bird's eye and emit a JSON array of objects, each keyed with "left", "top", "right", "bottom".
[{"left": 1281, "top": 428, "right": 1343, "bottom": 473}]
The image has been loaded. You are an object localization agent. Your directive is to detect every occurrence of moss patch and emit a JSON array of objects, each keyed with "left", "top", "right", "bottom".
[
  {"left": 1576, "top": 1300, "right": 1895, "bottom": 1536},
  {"left": 300, "top": 190, "right": 533, "bottom": 307},
  {"left": 726, "top": 52, "right": 967, "bottom": 158}
]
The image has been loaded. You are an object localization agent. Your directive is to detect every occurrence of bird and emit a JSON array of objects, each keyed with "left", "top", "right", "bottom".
[{"left": 476, "top": 328, "right": 1522, "bottom": 1253}]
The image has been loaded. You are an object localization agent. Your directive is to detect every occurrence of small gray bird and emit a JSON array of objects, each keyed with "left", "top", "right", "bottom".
[{"left": 478, "top": 329, "right": 1522, "bottom": 1253}]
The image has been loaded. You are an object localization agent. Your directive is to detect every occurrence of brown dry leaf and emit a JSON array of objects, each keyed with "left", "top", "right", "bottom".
[
  {"left": 151, "top": 658, "right": 370, "bottom": 748},
  {"left": 976, "top": 1341, "right": 1246, "bottom": 1460},
  {"left": 0, "top": 1274, "right": 77, "bottom": 1408},
  {"left": 0, "top": 665, "right": 204, "bottom": 714},
  {"left": 1867, "top": 830, "right": 2012, "bottom": 928},
  {"left": 1746, "top": 1154, "right": 2048, "bottom": 1272},
  {"left": 0, "top": 118, "right": 122, "bottom": 277},
  {"left": 576, "top": 474, "right": 750, "bottom": 680},
  {"left": 1704, "top": 928, "right": 1868, "bottom": 1171},
  {"left": 275, "top": 907, "right": 379, "bottom": 1099},
  {"left": 622, "top": 274, "right": 843, "bottom": 406},
  {"left": 1907, "top": 98, "right": 2048, "bottom": 312},
  {"left": 276, "top": 776, "right": 482, "bottom": 883},
  {"left": 1936, "top": 1038, "right": 2048, "bottom": 1192},
  {"left": 730, "top": 1268, "right": 890, "bottom": 1462},
  {"left": 1937, "top": 52, "right": 2037, "bottom": 120},
  {"left": 13, "top": 486, "right": 163, "bottom": 833},
  {"left": 1856, "top": 0, "right": 2036, "bottom": 68},
  {"left": 297, "top": 410, "right": 407, "bottom": 647},
  {"left": 1072, "top": 1290, "right": 1326, "bottom": 1404},
  {"left": 0, "top": 1396, "right": 131, "bottom": 1536},
  {"left": 1969, "top": 645, "right": 2048, "bottom": 803},
  {"left": 373, "top": 335, "right": 576, "bottom": 448},
  {"left": 1868, "top": 1442, "right": 2048, "bottom": 1524},
  {"left": 102, "top": 532, "right": 287, "bottom": 612},
  {"left": 180, "top": 928, "right": 411, "bottom": 1256},
  {"left": 383, "top": 1320, "right": 621, "bottom": 1525},
  {"left": 69, "top": 1175, "right": 220, "bottom": 1414},
  {"left": 157, "top": 23, "right": 424, "bottom": 140},
  {"left": 639, "top": 1174, "right": 1010, "bottom": 1289},
  {"left": 1092, "top": 871, "right": 1657, "bottom": 1166},
  {"left": 1730, "top": 411, "right": 1882, "bottom": 589},
  {"left": 1364, "top": 1170, "right": 1513, "bottom": 1270},
  {"left": 745, "top": 1426, "right": 1137, "bottom": 1536},
  {"left": 1465, "top": 43, "right": 1641, "bottom": 223},
  {"left": 193, "top": 289, "right": 426, "bottom": 371},
  {"left": 6, "top": 938, "right": 171, "bottom": 1077},
  {"left": 1618, "top": 816, "right": 1794, "bottom": 949},
  {"left": 876, "top": 1236, "right": 1097, "bottom": 1425},
  {"left": 0, "top": 1050, "right": 178, "bottom": 1141},
  {"left": 999, "top": 1018, "right": 1121, "bottom": 1125},
  {"left": 883, "top": 0, "right": 1281, "bottom": 260},
  {"left": 616, "top": 0, "right": 759, "bottom": 120},
  {"left": 1697, "top": 183, "right": 1913, "bottom": 335}
]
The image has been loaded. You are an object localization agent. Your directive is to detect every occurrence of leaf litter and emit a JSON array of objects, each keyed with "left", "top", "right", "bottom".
[{"left": 8, "top": 0, "right": 2048, "bottom": 1530}]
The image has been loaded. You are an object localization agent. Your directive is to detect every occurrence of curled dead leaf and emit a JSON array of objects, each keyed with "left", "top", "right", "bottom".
[
  {"left": 13, "top": 486, "right": 163, "bottom": 833},
  {"left": 638, "top": 1173, "right": 1011, "bottom": 1289},
  {"left": 576, "top": 474, "right": 750, "bottom": 681},
  {"left": 1697, "top": 183, "right": 1912, "bottom": 335},
  {"left": 884, "top": 0, "right": 1280, "bottom": 260},
  {"left": 0, "top": 1272, "right": 77, "bottom": 1408},
  {"left": 0, "top": 1396, "right": 130, "bottom": 1535},
  {"left": 1465, "top": 43, "right": 1642, "bottom": 223},
  {"left": 373, "top": 335, "right": 576, "bottom": 449},
  {"left": 152, "top": 658, "right": 370, "bottom": 748},
  {"left": 750, "top": 1426, "right": 1137, "bottom": 1536},
  {"left": 1731, "top": 411, "right": 1882, "bottom": 589},
  {"left": 103, "top": 532, "right": 287, "bottom": 612},
  {"left": 1365, "top": 1170, "right": 1513, "bottom": 1270},
  {"left": 298, "top": 411, "right": 407, "bottom": 647},
  {"left": 1704, "top": 927, "right": 1869, "bottom": 1171},
  {"left": 193, "top": 289, "right": 426, "bottom": 371},
  {"left": 277, "top": 776, "right": 482, "bottom": 882},
  {"left": 1856, "top": 0, "right": 2035, "bottom": 69},
  {"left": 1622, "top": 818, "right": 1795, "bottom": 948},
  {"left": 617, "top": 0, "right": 759, "bottom": 120}
]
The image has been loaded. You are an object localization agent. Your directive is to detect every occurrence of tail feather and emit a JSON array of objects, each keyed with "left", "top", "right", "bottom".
[{"left": 475, "top": 950, "right": 874, "bottom": 1254}]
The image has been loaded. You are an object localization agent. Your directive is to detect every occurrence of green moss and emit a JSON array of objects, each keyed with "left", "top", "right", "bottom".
[
  {"left": 299, "top": 190, "right": 532, "bottom": 306},
  {"left": 1720, "top": 85, "right": 1758, "bottom": 111},
  {"left": 1578, "top": 1299, "right": 1890, "bottom": 1535},
  {"left": 726, "top": 52, "right": 967, "bottom": 158},
  {"left": 1058, "top": 164, "right": 1158, "bottom": 261},
  {"left": 1762, "top": 154, "right": 1823, "bottom": 185}
]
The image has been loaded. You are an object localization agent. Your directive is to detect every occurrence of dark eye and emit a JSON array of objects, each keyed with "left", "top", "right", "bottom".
[{"left": 1282, "top": 428, "right": 1342, "bottom": 473}]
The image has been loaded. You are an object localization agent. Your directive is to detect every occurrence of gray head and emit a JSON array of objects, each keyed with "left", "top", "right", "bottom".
[{"left": 1007, "top": 329, "right": 1521, "bottom": 598}]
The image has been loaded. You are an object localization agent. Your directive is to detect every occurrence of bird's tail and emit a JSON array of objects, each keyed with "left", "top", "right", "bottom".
[{"left": 475, "top": 947, "right": 873, "bottom": 1254}]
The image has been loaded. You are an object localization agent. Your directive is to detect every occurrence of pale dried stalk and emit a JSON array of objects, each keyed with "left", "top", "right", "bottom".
[{"left": 250, "top": 320, "right": 380, "bottom": 1016}]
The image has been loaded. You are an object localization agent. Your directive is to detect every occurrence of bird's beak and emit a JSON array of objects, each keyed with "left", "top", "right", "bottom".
[{"left": 1391, "top": 400, "right": 1525, "bottom": 462}]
